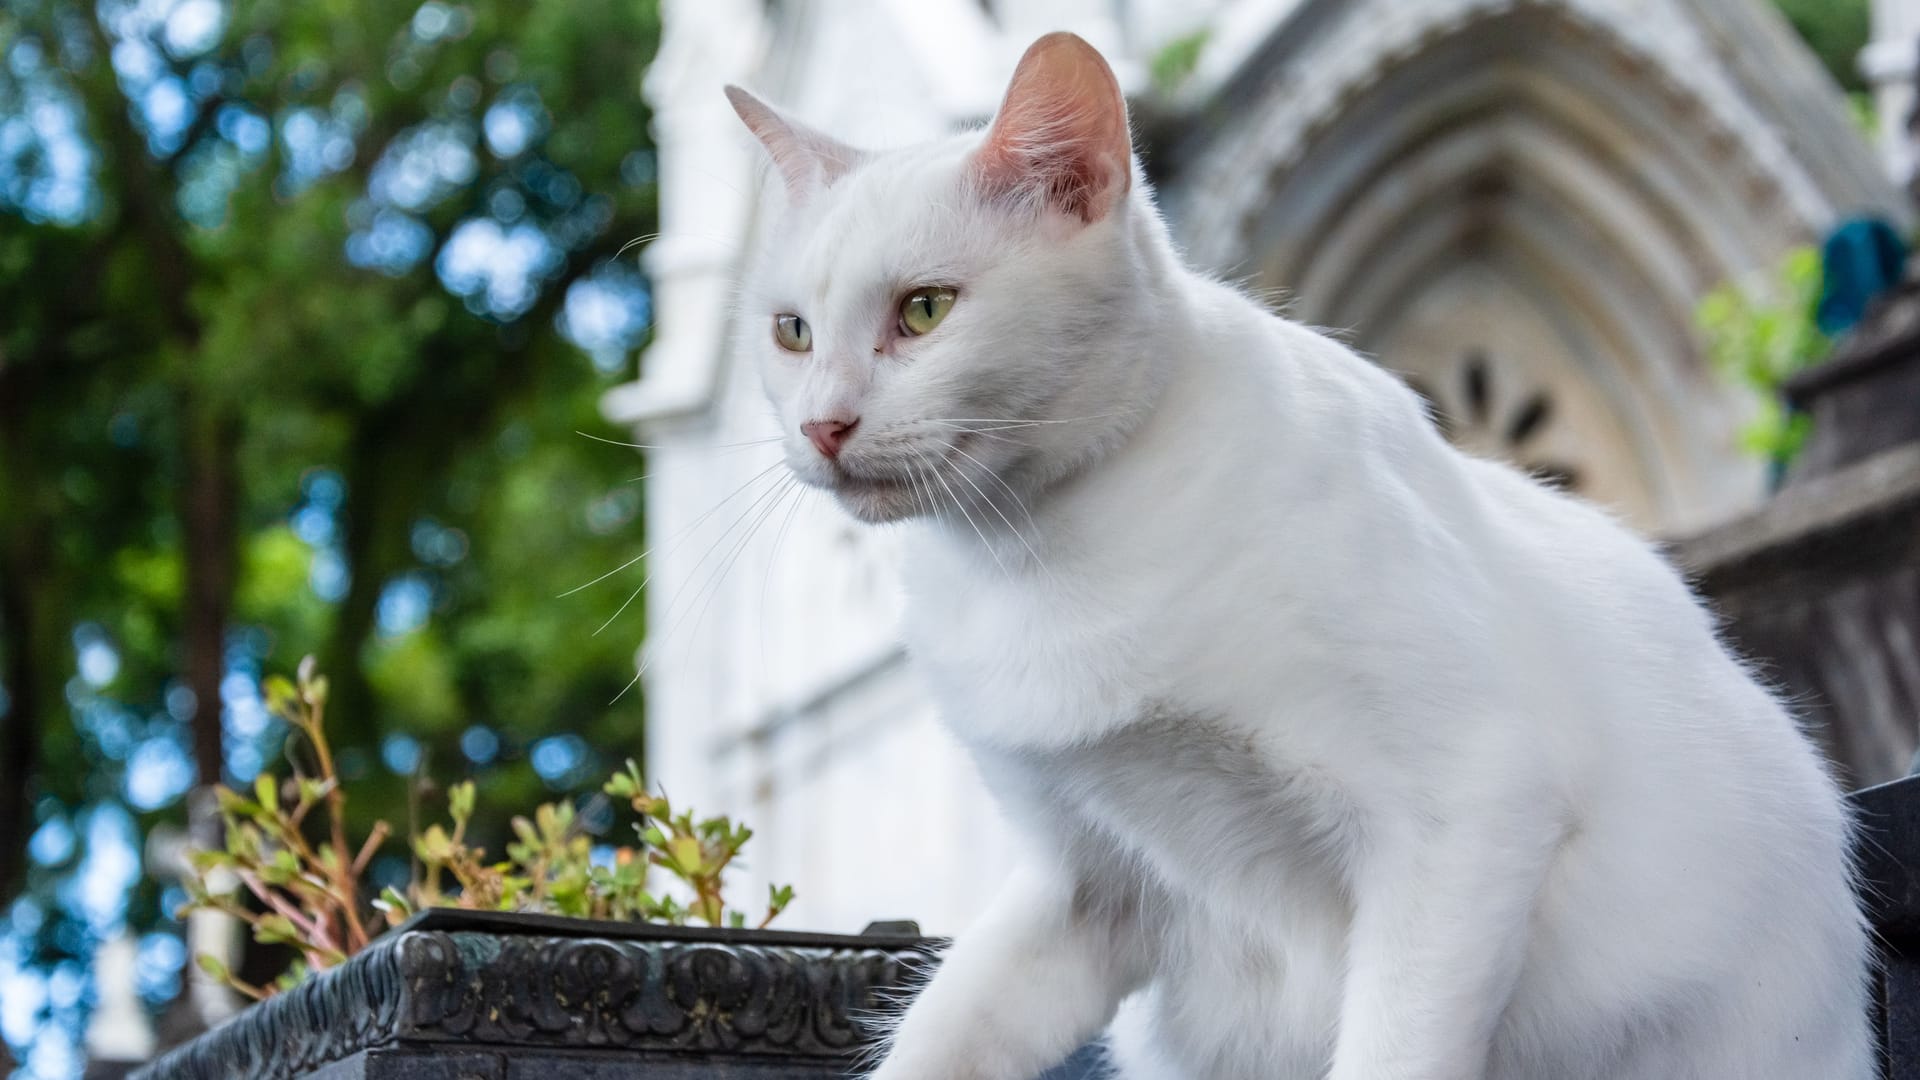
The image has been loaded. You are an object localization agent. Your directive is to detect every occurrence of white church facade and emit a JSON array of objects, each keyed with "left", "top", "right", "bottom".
[{"left": 603, "top": 0, "right": 1909, "bottom": 934}]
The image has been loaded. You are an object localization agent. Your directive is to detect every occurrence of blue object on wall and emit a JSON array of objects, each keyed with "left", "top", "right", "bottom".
[{"left": 1817, "top": 216, "right": 1907, "bottom": 337}]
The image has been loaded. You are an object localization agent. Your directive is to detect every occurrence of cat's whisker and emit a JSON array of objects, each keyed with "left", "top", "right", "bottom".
[
  {"left": 911, "top": 421, "right": 1031, "bottom": 446},
  {"left": 904, "top": 454, "right": 938, "bottom": 522},
  {"left": 613, "top": 232, "right": 663, "bottom": 261},
  {"left": 561, "top": 459, "right": 786, "bottom": 598},
  {"left": 655, "top": 473, "right": 797, "bottom": 640},
  {"left": 615, "top": 228, "right": 744, "bottom": 266},
  {"left": 681, "top": 475, "right": 801, "bottom": 663},
  {"left": 929, "top": 439, "right": 1044, "bottom": 565},
  {"left": 914, "top": 447, "right": 1012, "bottom": 581},
  {"left": 590, "top": 466, "right": 790, "bottom": 635},
  {"left": 935, "top": 438, "right": 1054, "bottom": 583},
  {"left": 611, "top": 474, "right": 800, "bottom": 703},
  {"left": 607, "top": 658, "right": 645, "bottom": 705},
  {"left": 575, "top": 429, "right": 786, "bottom": 453},
  {"left": 917, "top": 409, "right": 1138, "bottom": 428},
  {"left": 757, "top": 481, "right": 812, "bottom": 671}
]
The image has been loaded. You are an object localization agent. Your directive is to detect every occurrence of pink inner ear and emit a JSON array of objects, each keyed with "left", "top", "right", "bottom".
[{"left": 974, "top": 33, "right": 1132, "bottom": 224}]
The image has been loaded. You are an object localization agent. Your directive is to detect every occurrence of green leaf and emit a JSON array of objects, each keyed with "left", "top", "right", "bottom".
[
  {"left": 215, "top": 787, "right": 262, "bottom": 819},
  {"left": 511, "top": 816, "right": 539, "bottom": 846},
  {"left": 416, "top": 824, "right": 454, "bottom": 863},
  {"left": 261, "top": 848, "right": 300, "bottom": 885},
  {"left": 253, "top": 914, "right": 300, "bottom": 946},
  {"left": 273, "top": 960, "right": 311, "bottom": 991},
  {"left": 374, "top": 886, "right": 414, "bottom": 922},
  {"left": 448, "top": 780, "right": 476, "bottom": 823},
  {"left": 196, "top": 953, "right": 230, "bottom": 981},
  {"left": 666, "top": 835, "right": 703, "bottom": 875},
  {"left": 189, "top": 849, "right": 234, "bottom": 871},
  {"left": 1149, "top": 28, "right": 1210, "bottom": 96},
  {"left": 262, "top": 675, "right": 299, "bottom": 720}
]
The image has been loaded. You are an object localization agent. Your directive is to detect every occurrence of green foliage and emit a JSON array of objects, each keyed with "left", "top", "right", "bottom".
[
  {"left": 1695, "top": 246, "right": 1828, "bottom": 463},
  {"left": 180, "top": 661, "right": 793, "bottom": 1000},
  {"left": 181, "top": 659, "right": 369, "bottom": 999},
  {"left": 1772, "top": 0, "right": 1871, "bottom": 94},
  {"left": 0, "top": 0, "right": 666, "bottom": 1047},
  {"left": 1149, "top": 29, "right": 1210, "bottom": 96},
  {"left": 1848, "top": 92, "right": 1880, "bottom": 142},
  {"left": 0, "top": 0, "right": 662, "bottom": 837}
]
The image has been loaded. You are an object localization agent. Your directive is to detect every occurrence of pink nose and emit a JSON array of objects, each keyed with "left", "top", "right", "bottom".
[{"left": 802, "top": 417, "right": 859, "bottom": 459}]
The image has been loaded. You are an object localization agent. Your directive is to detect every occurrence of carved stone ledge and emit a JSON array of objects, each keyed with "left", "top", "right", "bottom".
[{"left": 130, "top": 910, "right": 940, "bottom": 1079}]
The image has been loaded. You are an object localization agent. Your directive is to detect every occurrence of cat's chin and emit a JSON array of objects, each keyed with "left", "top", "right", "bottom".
[{"left": 830, "top": 477, "right": 922, "bottom": 524}]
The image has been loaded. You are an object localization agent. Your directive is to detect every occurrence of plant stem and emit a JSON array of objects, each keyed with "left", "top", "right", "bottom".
[
  {"left": 351, "top": 821, "right": 391, "bottom": 878},
  {"left": 303, "top": 696, "right": 370, "bottom": 952}
]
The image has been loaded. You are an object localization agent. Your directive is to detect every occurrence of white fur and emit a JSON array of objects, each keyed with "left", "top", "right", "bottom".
[{"left": 727, "top": 35, "right": 1873, "bottom": 1080}]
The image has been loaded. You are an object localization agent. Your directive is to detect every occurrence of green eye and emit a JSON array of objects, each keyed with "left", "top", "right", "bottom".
[
  {"left": 773, "top": 313, "right": 811, "bottom": 352},
  {"left": 899, "top": 287, "right": 956, "bottom": 336}
]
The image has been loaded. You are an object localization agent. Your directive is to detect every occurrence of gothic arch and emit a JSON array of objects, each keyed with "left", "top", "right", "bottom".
[{"left": 1161, "top": 0, "right": 1895, "bottom": 533}]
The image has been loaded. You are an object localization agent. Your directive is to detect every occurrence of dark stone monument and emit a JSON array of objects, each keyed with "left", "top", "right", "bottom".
[
  {"left": 1678, "top": 283, "right": 1920, "bottom": 788},
  {"left": 1786, "top": 280, "right": 1920, "bottom": 483},
  {"left": 1853, "top": 775, "right": 1920, "bottom": 1079},
  {"left": 131, "top": 910, "right": 932, "bottom": 1079},
  {"left": 129, "top": 909, "right": 1105, "bottom": 1079},
  {"left": 1678, "top": 441, "right": 1920, "bottom": 786}
]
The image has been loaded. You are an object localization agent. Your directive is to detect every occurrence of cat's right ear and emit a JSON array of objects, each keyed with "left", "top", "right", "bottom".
[{"left": 724, "top": 86, "right": 860, "bottom": 201}]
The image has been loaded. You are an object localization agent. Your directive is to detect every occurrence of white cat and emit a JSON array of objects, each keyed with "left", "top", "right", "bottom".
[{"left": 725, "top": 32, "right": 1874, "bottom": 1080}]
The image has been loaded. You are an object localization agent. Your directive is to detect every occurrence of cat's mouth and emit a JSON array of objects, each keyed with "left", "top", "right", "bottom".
[
  {"left": 817, "top": 460, "right": 928, "bottom": 524},
  {"left": 833, "top": 470, "right": 908, "bottom": 494},
  {"left": 806, "top": 438, "right": 990, "bottom": 523}
]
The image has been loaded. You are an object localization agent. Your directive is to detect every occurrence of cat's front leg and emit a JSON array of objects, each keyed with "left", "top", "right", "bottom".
[
  {"left": 1326, "top": 812, "right": 1559, "bottom": 1080},
  {"left": 869, "top": 862, "right": 1147, "bottom": 1080}
]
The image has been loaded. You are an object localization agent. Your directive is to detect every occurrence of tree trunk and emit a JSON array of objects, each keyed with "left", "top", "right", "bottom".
[
  {"left": 181, "top": 405, "right": 240, "bottom": 788},
  {"left": 0, "top": 353, "right": 46, "bottom": 901},
  {"left": 320, "top": 414, "right": 408, "bottom": 748},
  {"left": 79, "top": 8, "right": 233, "bottom": 789},
  {"left": 0, "top": 531, "right": 44, "bottom": 900}
]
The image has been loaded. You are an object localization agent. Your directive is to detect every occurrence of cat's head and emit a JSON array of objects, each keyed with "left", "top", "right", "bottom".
[{"left": 728, "top": 32, "right": 1168, "bottom": 525}]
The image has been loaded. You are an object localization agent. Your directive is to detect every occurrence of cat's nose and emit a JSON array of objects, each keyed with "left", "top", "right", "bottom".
[{"left": 802, "top": 417, "right": 859, "bottom": 459}]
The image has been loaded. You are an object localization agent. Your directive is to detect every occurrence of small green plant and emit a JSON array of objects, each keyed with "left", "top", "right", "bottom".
[
  {"left": 1149, "top": 28, "right": 1210, "bottom": 96},
  {"left": 180, "top": 657, "right": 793, "bottom": 1001},
  {"left": 1695, "top": 245, "right": 1828, "bottom": 465}
]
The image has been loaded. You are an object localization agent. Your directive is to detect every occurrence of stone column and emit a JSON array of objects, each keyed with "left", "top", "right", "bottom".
[
  {"left": 83, "top": 934, "right": 155, "bottom": 1070},
  {"left": 1865, "top": 0, "right": 1920, "bottom": 192}
]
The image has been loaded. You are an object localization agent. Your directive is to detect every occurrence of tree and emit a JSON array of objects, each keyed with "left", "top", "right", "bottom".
[
  {"left": 0, "top": 0, "right": 662, "bottom": 1070},
  {"left": 1773, "top": 0, "right": 1871, "bottom": 95}
]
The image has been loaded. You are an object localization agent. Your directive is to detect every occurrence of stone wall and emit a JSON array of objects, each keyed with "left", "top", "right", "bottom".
[
  {"left": 1680, "top": 445, "right": 1920, "bottom": 786},
  {"left": 1676, "top": 298, "right": 1920, "bottom": 787}
]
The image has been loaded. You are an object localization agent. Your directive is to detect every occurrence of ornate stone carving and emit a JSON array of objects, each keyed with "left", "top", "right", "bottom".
[
  {"left": 131, "top": 913, "right": 938, "bottom": 1079},
  {"left": 1403, "top": 350, "right": 1582, "bottom": 493}
]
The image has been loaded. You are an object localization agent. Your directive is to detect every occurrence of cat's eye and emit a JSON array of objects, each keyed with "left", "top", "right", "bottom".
[
  {"left": 899, "top": 287, "right": 957, "bottom": 336},
  {"left": 773, "top": 313, "right": 811, "bottom": 352}
]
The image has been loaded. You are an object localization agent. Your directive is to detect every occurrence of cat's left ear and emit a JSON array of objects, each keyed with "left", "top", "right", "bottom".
[
  {"left": 724, "top": 86, "right": 861, "bottom": 200},
  {"left": 972, "top": 32, "right": 1132, "bottom": 224}
]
